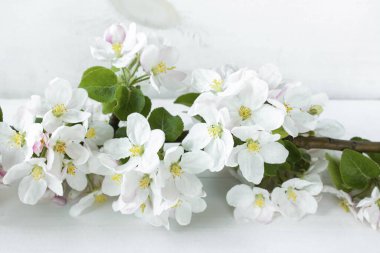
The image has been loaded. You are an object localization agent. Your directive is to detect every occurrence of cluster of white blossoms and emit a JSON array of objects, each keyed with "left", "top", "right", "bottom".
[{"left": 2, "top": 22, "right": 379, "bottom": 230}]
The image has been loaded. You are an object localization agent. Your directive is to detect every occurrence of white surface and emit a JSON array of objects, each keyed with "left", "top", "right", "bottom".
[
  {"left": 1, "top": 0, "right": 380, "bottom": 99},
  {"left": 0, "top": 99, "right": 379, "bottom": 253}
]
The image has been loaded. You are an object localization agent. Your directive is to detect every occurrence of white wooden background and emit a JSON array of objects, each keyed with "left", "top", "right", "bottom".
[{"left": 0, "top": 0, "right": 379, "bottom": 99}]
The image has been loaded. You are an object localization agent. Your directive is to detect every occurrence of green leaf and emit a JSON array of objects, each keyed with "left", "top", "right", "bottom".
[
  {"left": 281, "top": 140, "right": 301, "bottom": 163},
  {"left": 272, "top": 127, "right": 289, "bottom": 139},
  {"left": 340, "top": 149, "right": 380, "bottom": 189},
  {"left": 264, "top": 162, "right": 291, "bottom": 176},
  {"left": 115, "top": 127, "right": 127, "bottom": 138},
  {"left": 113, "top": 86, "right": 145, "bottom": 121},
  {"left": 102, "top": 100, "right": 117, "bottom": 114},
  {"left": 326, "top": 153, "right": 350, "bottom": 191},
  {"left": 174, "top": 93, "right": 200, "bottom": 107},
  {"left": 79, "top": 66, "right": 118, "bottom": 103},
  {"left": 350, "top": 137, "right": 380, "bottom": 166},
  {"left": 140, "top": 96, "right": 152, "bottom": 117},
  {"left": 148, "top": 107, "right": 184, "bottom": 142},
  {"left": 0, "top": 106, "right": 2, "bottom": 122}
]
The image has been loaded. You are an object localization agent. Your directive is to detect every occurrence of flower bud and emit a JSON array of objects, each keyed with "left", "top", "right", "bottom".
[{"left": 104, "top": 24, "right": 126, "bottom": 44}]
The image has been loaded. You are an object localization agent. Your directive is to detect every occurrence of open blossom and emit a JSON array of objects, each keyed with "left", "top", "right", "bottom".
[
  {"left": 102, "top": 113, "right": 165, "bottom": 173},
  {"left": 0, "top": 122, "right": 43, "bottom": 170},
  {"left": 271, "top": 178, "right": 323, "bottom": 219},
  {"left": 159, "top": 146, "right": 212, "bottom": 202},
  {"left": 169, "top": 195, "right": 207, "bottom": 226},
  {"left": 91, "top": 23, "right": 146, "bottom": 68},
  {"left": 227, "top": 184, "right": 277, "bottom": 223},
  {"left": 62, "top": 159, "right": 89, "bottom": 192},
  {"left": 357, "top": 187, "right": 380, "bottom": 230},
  {"left": 223, "top": 76, "right": 285, "bottom": 131},
  {"left": 140, "top": 44, "right": 186, "bottom": 91},
  {"left": 3, "top": 158, "right": 63, "bottom": 205},
  {"left": 323, "top": 186, "right": 356, "bottom": 217},
  {"left": 42, "top": 78, "right": 90, "bottom": 133},
  {"left": 227, "top": 126, "right": 288, "bottom": 184},
  {"left": 46, "top": 125, "right": 90, "bottom": 174},
  {"left": 83, "top": 120, "right": 114, "bottom": 150},
  {"left": 182, "top": 106, "right": 233, "bottom": 172},
  {"left": 70, "top": 190, "right": 109, "bottom": 217}
]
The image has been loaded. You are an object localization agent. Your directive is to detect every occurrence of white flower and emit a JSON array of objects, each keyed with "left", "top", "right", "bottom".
[
  {"left": 0, "top": 122, "right": 43, "bottom": 170},
  {"left": 223, "top": 77, "right": 285, "bottom": 131},
  {"left": 257, "top": 64, "right": 282, "bottom": 89},
  {"left": 84, "top": 120, "right": 114, "bottom": 150},
  {"left": 271, "top": 178, "right": 323, "bottom": 219},
  {"left": 169, "top": 195, "right": 207, "bottom": 226},
  {"left": 182, "top": 106, "right": 233, "bottom": 172},
  {"left": 70, "top": 190, "right": 108, "bottom": 217},
  {"left": 62, "top": 160, "right": 89, "bottom": 192},
  {"left": 42, "top": 78, "right": 90, "bottom": 133},
  {"left": 3, "top": 158, "right": 63, "bottom": 205},
  {"left": 227, "top": 126, "right": 289, "bottom": 184},
  {"left": 191, "top": 68, "right": 255, "bottom": 96},
  {"left": 112, "top": 170, "right": 159, "bottom": 215},
  {"left": 270, "top": 84, "right": 317, "bottom": 137},
  {"left": 134, "top": 198, "right": 170, "bottom": 229},
  {"left": 159, "top": 146, "right": 212, "bottom": 202},
  {"left": 314, "top": 119, "right": 345, "bottom": 138},
  {"left": 357, "top": 187, "right": 380, "bottom": 230},
  {"left": 91, "top": 23, "right": 146, "bottom": 68},
  {"left": 140, "top": 44, "right": 186, "bottom": 91},
  {"left": 227, "top": 184, "right": 276, "bottom": 223},
  {"left": 323, "top": 186, "right": 356, "bottom": 217},
  {"left": 103, "top": 113, "right": 165, "bottom": 173},
  {"left": 47, "top": 125, "right": 90, "bottom": 174}
]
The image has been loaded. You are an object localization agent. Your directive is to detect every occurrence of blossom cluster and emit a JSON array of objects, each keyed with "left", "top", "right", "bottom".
[{"left": 1, "top": 22, "right": 379, "bottom": 230}]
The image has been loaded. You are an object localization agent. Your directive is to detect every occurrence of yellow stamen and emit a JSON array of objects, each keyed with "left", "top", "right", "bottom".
[
  {"left": 85, "top": 127, "right": 96, "bottom": 139},
  {"left": 170, "top": 163, "right": 183, "bottom": 177},
  {"left": 208, "top": 124, "right": 223, "bottom": 138},
  {"left": 308, "top": 105, "right": 323, "bottom": 115},
  {"left": 54, "top": 140, "right": 66, "bottom": 154},
  {"left": 52, "top": 104, "right": 67, "bottom": 117},
  {"left": 172, "top": 200, "right": 182, "bottom": 209},
  {"left": 111, "top": 173, "right": 122, "bottom": 184},
  {"left": 239, "top": 106, "right": 252, "bottom": 121},
  {"left": 254, "top": 194, "right": 265, "bottom": 208},
  {"left": 10, "top": 132, "right": 26, "bottom": 148},
  {"left": 376, "top": 199, "right": 380, "bottom": 208},
  {"left": 139, "top": 174, "right": 151, "bottom": 189},
  {"left": 31, "top": 165, "right": 44, "bottom": 181},
  {"left": 247, "top": 139, "right": 260, "bottom": 152},
  {"left": 95, "top": 194, "right": 107, "bottom": 203},
  {"left": 339, "top": 200, "right": 350, "bottom": 212},
  {"left": 112, "top": 43, "right": 123, "bottom": 57},
  {"left": 287, "top": 187, "right": 297, "bottom": 202},
  {"left": 140, "top": 203, "right": 146, "bottom": 213},
  {"left": 210, "top": 79, "right": 223, "bottom": 92},
  {"left": 67, "top": 163, "right": 76, "bottom": 176},
  {"left": 284, "top": 103, "right": 293, "bottom": 113},
  {"left": 130, "top": 145, "right": 144, "bottom": 157},
  {"left": 152, "top": 61, "right": 175, "bottom": 75}
]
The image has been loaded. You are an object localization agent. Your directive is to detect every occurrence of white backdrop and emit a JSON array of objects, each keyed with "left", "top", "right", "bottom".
[{"left": 0, "top": 0, "right": 379, "bottom": 99}]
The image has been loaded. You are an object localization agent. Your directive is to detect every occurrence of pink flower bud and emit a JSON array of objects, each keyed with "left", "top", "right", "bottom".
[
  {"left": 52, "top": 195, "right": 67, "bottom": 206},
  {"left": 104, "top": 24, "right": 126, "bottom": 44}
]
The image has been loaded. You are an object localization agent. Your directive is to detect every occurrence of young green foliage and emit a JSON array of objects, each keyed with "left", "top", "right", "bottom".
[
  {"left": 148, "top": 107, "right": 184, "bottom": 142},
  {"left": 174, "top": 93, "right": 200, "bottom": 107}
]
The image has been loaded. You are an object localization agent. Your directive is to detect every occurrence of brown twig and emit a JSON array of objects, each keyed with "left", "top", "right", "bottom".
[{"left": 109, "top": 114, "right": 120, "bottom": 132}]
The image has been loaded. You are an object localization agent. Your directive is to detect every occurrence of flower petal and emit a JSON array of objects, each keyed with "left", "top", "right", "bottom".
[
  {"left": 180, "top": 150, "right": 213, "bottom": 174},
  {"left": 226, "top": 184, "right": 254, "bottom": 208},
  {"left": 18, "top": 176, "right": 47, "bottom": 205},
  {"left": 127, "top": 113, "right": 151, "bottom": 145},
  {"left": 66, "top": 143, "right": 90, "bottom": 165},
  {"left": 175, "top": 174, "right": 203, "bottom": 197},
  {"left": 260, "top": 142, "right": 289, "bottom": 164},
  {"left": 175, "top": 201, "right": 192, "bottom": 226},
  {"left": 103, "top": 138, "right": 132, "bottom": 159},
  {"left": 45, "top": 78, "right": 72, "bottom": 106},
  {"left": 182, "top": 123, "right": 211, "bottom": 151},
  {"left": 237, "top": 150, "right": 264, "bottom": 184}
]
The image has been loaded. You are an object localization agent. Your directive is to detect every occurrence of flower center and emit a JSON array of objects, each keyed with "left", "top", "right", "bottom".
[
  {"left": 52, "top": 104, "right": 67, "bottom": 117},
  {"left": 112, "top": 43, "right": 123, "bottom": 57},
  {"left": 286, "top": 187, "right": 297, "bottom": 202},
  {"left": 284, "top": 103, "right": 293, "bottom": 113},
  {"left": 254, "top": 193, "right": 265, "bottom": 208},
  {"left": 54, "top": 140, "right": 66, "bottom": 154},
  {"left": 172, "top": 200, "right": 182, "bottom": 209},
  {"left": 31, "top": 165, "right": 44, "bottom": 181},
  {"left": 152, "top": 61, "right": 175, "bottom": 75},
  {"left": 339, "top": 200, "right": 350, "bottom": 212},
  {"left": 111, "top": 173, "right": 123, "bottom": 184},
  {"left": 170, "top": 163, "right": 183, "bottom": 177},
  {"left": 208, "top": 124, "right": 223, "bottom": 138},
  {"left": 67, "top": 163, "right": 76, "bottom": 176},
  {"left": 308, "top": 105, "right": 323, "bottom": 115},
  {"left": 85, "top": 127, "right": 96, "bottom": 139},
  {"left": 210, "top": 79, "right": 223, "bottom": 92},
  {"left": 140, "top": 203, "right": 147, "bottom": 213},
  {"left": 130, "top": 145, "right": 144, "bottom": 157},
  {"left": 10, "top": 132, "right": 26, "bottom": 148},
  {"left": 95, "top": 194, "right": 107, "bottom": 203},
  {"left": 139, "top": 174, "right": 151, "bottom": 189},
  {"left": 239, "top": 106, "right": 252, "bottom": 121},
  {"left": 246, "top": 139, "right": 261, "bottom": 152}
]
